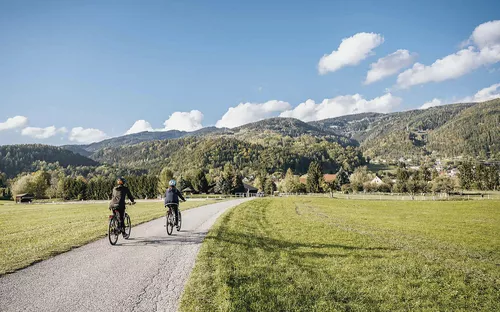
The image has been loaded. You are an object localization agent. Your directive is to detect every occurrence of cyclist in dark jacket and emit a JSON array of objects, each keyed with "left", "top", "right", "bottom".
[
  {"left": 164, "top": 179, "right": 185, "bottom": 226},
  {"left": 109, "top": 177, "right": 135, "bottom": 233}
]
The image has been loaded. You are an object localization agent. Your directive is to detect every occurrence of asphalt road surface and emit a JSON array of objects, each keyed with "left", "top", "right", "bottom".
[{"left": 0, "top": 198, "right": 251, "bottom": 312}]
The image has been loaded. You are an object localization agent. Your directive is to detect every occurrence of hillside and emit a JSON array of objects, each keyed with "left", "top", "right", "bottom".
[
  {"left": 0, "top": 144, "right": 99, "bottom": 178},
  {"left": 229, "top": 117, "right": 354, "bottom": 146},
  {"left": 64, "top": 127, "right": 227, "bottom": 155},
  {"left": 91, "top": 135, "right": 364, "bottom": 176},
  {"left": 310, "top": 102, "right": 484, "bottom": 159},
  {"left": 427, "top": 99, "right": 500, "bottom": 159}
]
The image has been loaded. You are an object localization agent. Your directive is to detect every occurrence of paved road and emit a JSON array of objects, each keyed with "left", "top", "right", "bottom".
[{"left": 0, "top": 198, "right": 250, "bottom": 312}]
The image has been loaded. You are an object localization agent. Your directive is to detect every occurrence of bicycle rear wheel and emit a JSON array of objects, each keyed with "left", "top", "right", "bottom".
[
  {"left": 176, "top": 211, "right": 182, "bottom": 231},
  {"left": 123, "top": 213, "right": 131, "bottom": 239},
  {"left": 166, "top": 210, "right": 174, "bottom": 235},
  {"left": 108, "top": 217, "right": 119, "bottom": 245}
]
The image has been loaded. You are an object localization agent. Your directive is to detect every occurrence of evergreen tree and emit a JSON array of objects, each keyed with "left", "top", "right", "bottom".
[
  {"left": 306, "top": 161, "right": 322, "bottom": 193},
  {"left": 335, "top": 167, "right": 349, "bottom": 190}
]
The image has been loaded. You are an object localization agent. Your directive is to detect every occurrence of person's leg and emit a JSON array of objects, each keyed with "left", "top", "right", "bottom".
[
  {"left": 118, "top": 207, "right": 125, "bottom": 231},
  {"left": 173, "top": 205, "right": 179, "bottom": 225}
]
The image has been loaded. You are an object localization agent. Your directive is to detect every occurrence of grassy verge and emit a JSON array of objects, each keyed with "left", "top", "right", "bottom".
[
  {"left": 180, "top": 198, "right": 500, "bottom": 311},
  {"left": 0, "top": 200, "right": 218, "bottom": 275}
]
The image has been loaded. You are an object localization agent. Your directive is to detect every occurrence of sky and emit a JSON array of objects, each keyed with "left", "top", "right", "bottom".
[{"left": 0, "top": 0, "right": 499, "bottom": 145}]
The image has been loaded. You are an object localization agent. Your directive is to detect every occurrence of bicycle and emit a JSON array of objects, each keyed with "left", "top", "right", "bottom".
[
  {"left": 165, "top": 203, "right": 182, "bottom": 235},
  {"left": 108, "top": 201, "right": 135, "bottom": 245}
]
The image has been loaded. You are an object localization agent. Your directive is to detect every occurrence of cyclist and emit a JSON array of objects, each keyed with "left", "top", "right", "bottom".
[
  {"left": 109, "top": 177, "right": 135, "bottom": 234},
  {"left": 164, "top": 179, "right": 185, "bottom": 226}
]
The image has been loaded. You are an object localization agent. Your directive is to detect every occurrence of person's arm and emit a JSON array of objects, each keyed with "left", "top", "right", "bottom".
[
  {"left": 126, "top": 187, "right": 135, "bottom": 203},
  {"left": 177, "top": 189, "right": 186, "bottom": 201}
]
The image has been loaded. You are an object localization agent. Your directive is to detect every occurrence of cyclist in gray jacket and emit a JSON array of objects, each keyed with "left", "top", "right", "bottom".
[{"left": 164, "top": 179, "right": 185, "bottom": 226}]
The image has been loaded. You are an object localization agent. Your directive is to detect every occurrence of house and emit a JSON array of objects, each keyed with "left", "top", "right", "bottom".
[
  {"left": 15, "top": 193, "right": 34, "bottom": 203},
  {"left": 371, "top": 176, "right": 383, "bottom": 185},
  {"left": 299, "top": 174, "right": 337, "bottom": 184},
  {"left": 323, "top": 174, "right": 337, "bottom": 183},
  {"left": 299, "top": 174, "right": 308, "bottom": 184},
  {"left": 447, "top": 168, "right": 460, "bottom": 177},
  {"left": 182, "top": 187, "right": 195, "bottom": 195},
  {"left": 243, "top": 183, "right": 258, "bottom": 195}
]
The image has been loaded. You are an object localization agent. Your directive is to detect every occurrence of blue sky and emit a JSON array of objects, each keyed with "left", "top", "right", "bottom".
[{"left": 0, "top": 0, "right": 499, "bottom": 145}]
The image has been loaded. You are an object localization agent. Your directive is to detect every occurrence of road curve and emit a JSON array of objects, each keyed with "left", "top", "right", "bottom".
[{"left": 0, "top": 198, "right": 251, "bottom": 312}]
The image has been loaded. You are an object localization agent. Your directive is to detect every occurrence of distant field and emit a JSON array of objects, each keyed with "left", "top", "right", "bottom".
[
  {"left": 0, "top": 200, "right": 219, "bottom": 275},
  {"left": 181, "top": 198, "right": 500, "bottom": 311}
]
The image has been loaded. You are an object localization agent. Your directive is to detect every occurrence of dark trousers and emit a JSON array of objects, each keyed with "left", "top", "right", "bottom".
[{"left": 117, "top": 206, "right": 126, "bottom": 230}]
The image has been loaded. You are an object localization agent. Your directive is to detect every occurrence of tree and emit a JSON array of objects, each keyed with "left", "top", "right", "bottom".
[
  {"left": 431, "top": 175, "right": 455, "bottom": 195},
  {"left": 232, "top": 173, "right": 245, "bottom": 193},
  {"left": 349, "top": 166, "right": 374, "bottom": 192},
  {"left": 158, "top": 167, "right": 174, "bottom": 195},
  {"left": 11, "top": 174, "right": 34, "bottom": 197},
  {"left": 31, "top": 170, "right": 50, "bottom": 199},
  {"left": 306, "top": 161, "right": 322, "bottom": 193},
  {"left": 264, "top": 177, "right": 276, "bottom": 195},
  {"left": 335, "top": 167, "right": 349, "bottom": 190},
  {"left": 191, "top": 170, "right": 209, "bottom": 193}
]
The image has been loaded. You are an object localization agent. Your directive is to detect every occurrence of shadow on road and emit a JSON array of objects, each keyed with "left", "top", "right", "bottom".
[{"left": 116, "top": 231, "right": 208, "bottom": 247}]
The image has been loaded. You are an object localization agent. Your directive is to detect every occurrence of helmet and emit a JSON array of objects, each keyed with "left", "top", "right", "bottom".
[
  {"left": 117, "top": 177, "right": 126, "bottom": 185},
  {"left": 169, "top": 179, "right": 176, "bottom": 186}
]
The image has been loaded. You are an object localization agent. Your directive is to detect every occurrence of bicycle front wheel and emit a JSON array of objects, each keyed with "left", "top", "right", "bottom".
[
  {"left": 108, "top": 217, "right": 119, "bottom": 245},
  {"left": 166, "top": 210, "right": 174, "bottom": 235},
  {"left": 123, "top": 213, "right": 131, "bottom": 239}
]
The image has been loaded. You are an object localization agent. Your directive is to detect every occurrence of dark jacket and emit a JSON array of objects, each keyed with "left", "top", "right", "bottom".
[
  {"left": 164, "top": 187, "right": 185, "bottom": 205},
  {"left": 109, "top": 185, "right": 135, "bottom": 209}
]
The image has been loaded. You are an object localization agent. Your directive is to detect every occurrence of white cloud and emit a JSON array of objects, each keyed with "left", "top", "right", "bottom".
[
  {"left": 125, "top": 120, "right": 153, "bottom": 135},
  {"left": 163, "top": 110, "right": 204, "bottom": 132},
  {"left": 279, "top": 93, "right": 402, "bottom": 122},
  {"left": 216, "top": 100, "right": 291, "bottom": 128},
  {"left": 420, "top": 98, "right": 443, "bottom": 109},
  {"left": 397, "top": 20, "right": 500, "bottom": 89},
  {"left": 0, "top": 116, "right": 28, "bottom": 131},
  {"left": 462, "top": 83, "right": 500, "bottom": 102},
  {"left": 420, "top": 82, "right": 500, "bottom": 109},
  {"left": 69, "top": 127, "right": 108, "bottom": 144},
  {"left": 470, "top": 20, "right": 500, "bottom": 49},
  {"left": 365, "top": 49, "right": 417, "bottom": 84},
  {"left": 21, "top": 126, "right": 67, "bottom": 139},
  {"left": 318, "top": 32, "right": 384, "bottom": 74}
]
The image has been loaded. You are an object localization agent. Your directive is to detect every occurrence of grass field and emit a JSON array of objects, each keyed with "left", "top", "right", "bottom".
[
  {"left": 0, "top": 200, "right": 219, "bottom": 275},
  {"left": 181, "top": 198, "right": 500, "bottom": 311}
]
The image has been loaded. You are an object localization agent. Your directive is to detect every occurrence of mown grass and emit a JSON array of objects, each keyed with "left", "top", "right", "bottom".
[
  {"left": 180, "top": 198, "right": 500, "bottom": 311},
  {"left": 0, "top": 200, "right": 218, "bottom": 275}
]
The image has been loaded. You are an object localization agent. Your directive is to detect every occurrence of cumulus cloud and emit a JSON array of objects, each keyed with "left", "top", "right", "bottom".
[
  {"left": 215, "top": 100, "right": 291, "bottom": 128},
  {"left": 462, "top": 82, "right": 500, "bottom": 102},
  {"left": 125, "top": 120, "right": 154, "bottom": 135},
  {"left": 21, "top": 126, "right": 67, "bottom": 139},
  {"left": 69, "top": 127, "right": 108, "bottom": 144},
  {"left": 163, "top": 110, "right": 204, "bottom": 132},
  {"left": 318, "top": 32, "right": 384, "bottom": 74},
  {"left": 279, "top": 93, "right": 402, "bottom": 122},
  {"left": 397, "top": 20, "right": 500, "bottom": 88},
  {"left": 0, "top": 116, "right": 28, "bottom": 131},
  {"left": 365, "top": 49, "right": 417, "bottom": 84},
  {"left": 420, "top": 82, "right": 500, "bottom": 109},
  {"left": 420, "top": 98, "right": 443, "bottom": 109}
]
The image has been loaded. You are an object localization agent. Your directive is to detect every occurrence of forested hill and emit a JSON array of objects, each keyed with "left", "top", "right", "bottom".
[
  {"left": 309, "top": 100, "right": 500, "bottom": 160},
  {"left": 0, "top": 144, "right": 99, "bottom": 178},
  {"left": 63, "top": 126, "right": 228, "bottom": 154},
  {"left": 91, "top": 135, "right": 364, "bottom": 176}
]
